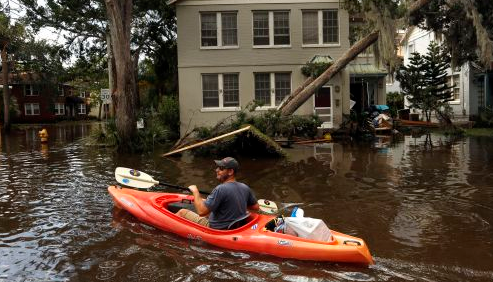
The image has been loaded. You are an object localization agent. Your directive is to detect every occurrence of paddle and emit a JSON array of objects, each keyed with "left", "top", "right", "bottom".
[
  {"left": 115, "top": 167, "right": 210, "bottom": 195},
  {"left": 114, "top": 167, "right": 280, "bottom": 214}
]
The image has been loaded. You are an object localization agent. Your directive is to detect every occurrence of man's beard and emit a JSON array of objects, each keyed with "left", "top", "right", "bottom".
[{"left": 217, "top": 174, "right": 229, "bottom": 182}]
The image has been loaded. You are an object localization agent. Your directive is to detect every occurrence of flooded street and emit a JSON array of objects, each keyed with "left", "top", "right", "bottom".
[{"left": 1, "top": 123, "right": 493, "bottom": 281}]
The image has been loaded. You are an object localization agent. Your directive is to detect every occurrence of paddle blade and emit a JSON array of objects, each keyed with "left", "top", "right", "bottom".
[
  {"left": 115, "top": 167, "right": 159, "bottom": 189},
  {"left": 258, "top": 199, "right": 278, "bottom": 215}
]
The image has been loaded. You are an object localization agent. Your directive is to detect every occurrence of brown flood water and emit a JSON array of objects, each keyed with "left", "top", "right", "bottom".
[{"left": 1, "top": 123, "right": 493, "bottom": 281}]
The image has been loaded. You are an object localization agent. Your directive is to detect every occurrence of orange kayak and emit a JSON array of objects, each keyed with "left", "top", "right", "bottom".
[{"left": 108, "top": 185, "right": 374, "bottom": 265}]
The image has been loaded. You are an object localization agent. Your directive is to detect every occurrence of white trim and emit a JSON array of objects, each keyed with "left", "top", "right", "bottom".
[
  {"left": 200, "top": 11, "right": 239, "bottom": 49},
  {"left": 218, "top": 74, "right": 224, "bottom": 107},
  {"left": 254, "top": 72, "right": 292, "bottom": 109},
  {"left": 270, "top": 73, "right": 276, "bottom": 106},
  {"left": 200, "top": 46, "right": 240, "bottom": 50},
  {"left": 201, "top": 73, "right": 240, "bottom": 109},
  {"left": 78, "top": 104, "right": 87, "bottom": 114},
  {"left": 24, "top": 103, "right": 40, "bottom": 116},
  {"left": 255, "top": 106, "right": 278, "bottom": 110},
  {"left": 175, "top": 0, "right": 340, "bottom": 6},
  {"left": 24, "top": 85, "right": 40, "bottom": 96},
  {"left": 55, "top": 103, "right": 65, "bottom": 115},
  {"left": 301, "top": 43, "right": 341, "bottom": 48},
  {"left": 252, "top": 10, "right": 291, "bottom": 48},
  {"left": 217, "top": 12, "right": 222, "bottom": 45},
  {"left": 313, "top": 84, "right": 333, "bottom": 127},
  {"left": 200, "top": 107, "right": 241, "bottom": 112},
  {"left": 58, "top": 85, "right": 64, "bottom": 96},
  {"left": 301, "top": 9, "right": 339, "bottom": 47}
]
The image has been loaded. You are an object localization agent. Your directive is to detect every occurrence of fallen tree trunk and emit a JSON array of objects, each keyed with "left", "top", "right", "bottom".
[
  {"left": 278, "top": 76, "right": 314, "bottom": 111},
  {"left": 163, "top": 126, "right": 251, "bottom": 157},
  {"left": 280, "top": 30, "right": 379, "bottom": 116}
]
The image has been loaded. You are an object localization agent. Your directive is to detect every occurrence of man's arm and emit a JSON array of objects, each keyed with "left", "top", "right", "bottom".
[
  {"left": 248, "top": 203, "right": 259, "bottom": 211},
  {"left": 188, "top": 185, "right": 211, "bottom": 216}
]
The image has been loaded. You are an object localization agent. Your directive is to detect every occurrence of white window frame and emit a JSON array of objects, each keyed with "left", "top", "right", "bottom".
[
  {"left": 79, "top": 91, "right": 86, "bottom": 98},
  {"left": 448, "top": 73, "right": 461, "bottom": 104},
  {"left": 55, "top": 103, "right": 65, "bottom": 115},
  {"left": 24, "top": 103, "right": 40, "bottom": 115},
  {"left": 252, "top": 10, "right": 291, "bottom": 48},
  {"left": 408, "top": 43, "right": 415, "bottom": 56},
  {"left": 302, "top": 9, "right": 339, "bottom": 47},
  {"left": 78, "top": 104, "right": 86, "bottom": 114},
  {"left": 24, "top": 85, "right": 40, "bottom": 96},
  {"left": 200, "top": 12, "right": 238, "bottom": 49},
  {"left": 58, "top": 85, "right": 64, "bottom": 96},
  {"left": 313, "top": 84, "right": 333, "bottom": 128},
  {"left": 201, "top": 73, "right": 241, "bottom": 112},
  {"left": 254, "top": 72, "right": 292, "bottom": 109}
]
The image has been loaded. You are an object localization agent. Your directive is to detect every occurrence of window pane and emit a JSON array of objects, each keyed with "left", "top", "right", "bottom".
[
  {"left": 254, "top": 73, "right": 271, "bottom": 106},
  {"left": 31, "top": 104, "right": 40, "bottom": 115},
  {"left": 55, "top": 103, "right": 65, "bottom": 115},
  {"left": 201, "top": 13, "right": 217, "bottom": 47},
  {"left": 302, "top": 11, "right": 318, "bottom": 44},
  {"left": 78, "top": 104, "right": 86, "bottom": 114},
  {"left": 202, "top": 74, "right": 219, "bottom": 107},
  {"left": 274, "top": 11, "right": 290, "bottom": 45},
  {"left": 223, "top": 74, "right": 239, "bottom": 107},
  {"left": 221, "top": 13, "right": 237, "bottom": 46},
  {"left": 253, "top": 12, "right": 269, "bottom": 45},
  {"left": 275, "top": 73, "right": 291, "bottom": 106},
  {"left": 322, "top": 10, "right": 338, "bottom": 44},
  {"left": 25, "top": 104, "right": 31, "bottom": 115},
  {"left": 25, "top": 85, "right": 33, "bottom": 96}
]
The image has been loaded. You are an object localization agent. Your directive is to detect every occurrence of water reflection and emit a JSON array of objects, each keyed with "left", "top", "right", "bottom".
[{"left": 1, "top": 124, "right": 493, "bottom": 281}]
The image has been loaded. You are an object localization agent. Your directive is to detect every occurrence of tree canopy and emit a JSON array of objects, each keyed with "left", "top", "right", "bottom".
[
  {"left": 18, "top": 0, "right": 176, "bottom": 77},
  {"left": 412, "top": 0, "right": 493, "bottom": 69}
]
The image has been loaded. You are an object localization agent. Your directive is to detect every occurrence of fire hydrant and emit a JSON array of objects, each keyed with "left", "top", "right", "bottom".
[{"left": 38, "top": 128, "right": 49, "bottom": 143}]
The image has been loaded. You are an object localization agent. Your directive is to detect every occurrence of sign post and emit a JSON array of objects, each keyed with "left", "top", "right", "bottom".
[{"left": 100, "top": 89, "right": 111, "bottom": 121}]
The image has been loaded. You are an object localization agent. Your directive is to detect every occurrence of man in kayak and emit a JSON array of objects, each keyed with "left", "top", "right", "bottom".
[{"left": 176, "top": 157, "right": 259, "bottom": 229}]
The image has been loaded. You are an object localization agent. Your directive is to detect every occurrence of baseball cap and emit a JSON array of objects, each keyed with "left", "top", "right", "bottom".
[{"left": 214, "top": 157, "right": 239, "bottom": 171}]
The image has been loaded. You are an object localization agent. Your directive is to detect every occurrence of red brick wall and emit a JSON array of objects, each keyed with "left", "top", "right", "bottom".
[{"left": 11, "top": 84, "right": 89, "bottom": 123}]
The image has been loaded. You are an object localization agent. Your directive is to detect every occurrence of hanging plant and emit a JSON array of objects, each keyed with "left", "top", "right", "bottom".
[{"left": 301, "top": 61, "right": 333, "bottom": 78}]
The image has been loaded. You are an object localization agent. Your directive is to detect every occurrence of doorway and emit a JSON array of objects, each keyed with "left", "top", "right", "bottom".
[{"left": 314, "top": 85, "right": 333, "bottom": 128}]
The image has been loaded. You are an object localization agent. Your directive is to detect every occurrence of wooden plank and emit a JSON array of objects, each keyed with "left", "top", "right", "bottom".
[{"left": 162, "top": 126, "right": 251, "bottom": 157}]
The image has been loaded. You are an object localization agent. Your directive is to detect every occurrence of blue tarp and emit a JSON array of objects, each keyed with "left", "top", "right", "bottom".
[{"left": 373, "top": 105, "right": 390, "bottom": 111}]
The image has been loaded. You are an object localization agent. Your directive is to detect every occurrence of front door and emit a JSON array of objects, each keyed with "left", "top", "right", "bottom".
[{"left": 314, "top": 85, "right": 333, "bottom": 128}]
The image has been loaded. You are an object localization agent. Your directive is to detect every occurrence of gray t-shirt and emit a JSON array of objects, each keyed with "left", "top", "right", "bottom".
[{"left": 204, "top": 181, "right": 257, "bottom": 229}]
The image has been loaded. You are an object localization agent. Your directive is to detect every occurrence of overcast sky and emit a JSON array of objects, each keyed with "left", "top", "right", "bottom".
[{"left": 5, "top": 0, "right": 65, "bottom": 45}]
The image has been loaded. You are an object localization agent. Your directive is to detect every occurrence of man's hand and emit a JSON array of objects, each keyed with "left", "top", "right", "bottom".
[
  {"left": 188, "top": 185, "right": 210, "bottom": 216},
  {"left": 188, "top": 185, "right": 199, "bottom": 194}
]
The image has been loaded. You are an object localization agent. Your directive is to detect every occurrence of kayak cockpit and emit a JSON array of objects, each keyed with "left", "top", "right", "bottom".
[{"left": 151, "top": 193, "right": 261, "bottom": 232}]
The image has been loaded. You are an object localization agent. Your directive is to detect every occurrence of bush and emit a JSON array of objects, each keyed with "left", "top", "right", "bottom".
[
  {"left": 475, "top": 107, "right": 493, "bottom": 127},
  {"left": 89, "top": 118, "right": 119, "bottom": 147},
  {"left": 386, "top": 91, "right": 404, "bottom": 118},
  {"left": 88, "top": 95, "right": 180, "bottom": 152},
  {"left": 195, "top": 103, "right": 322, "bottom": 139}
]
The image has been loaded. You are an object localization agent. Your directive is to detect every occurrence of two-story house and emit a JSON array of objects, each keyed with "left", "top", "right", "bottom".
[
  {"left": 171, "top": 0, "right": 388, "bottom": 134},
  {"left": 1, "top": 73, "right": 90, "bottom": 123},
  {"left": 399, "top": 26, "right": 492, "bottom": 122}
]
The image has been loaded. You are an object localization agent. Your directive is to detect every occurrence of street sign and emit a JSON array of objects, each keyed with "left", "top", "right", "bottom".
[{"left": 101, "top": 88, "right": 111, "bottom": 103}]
